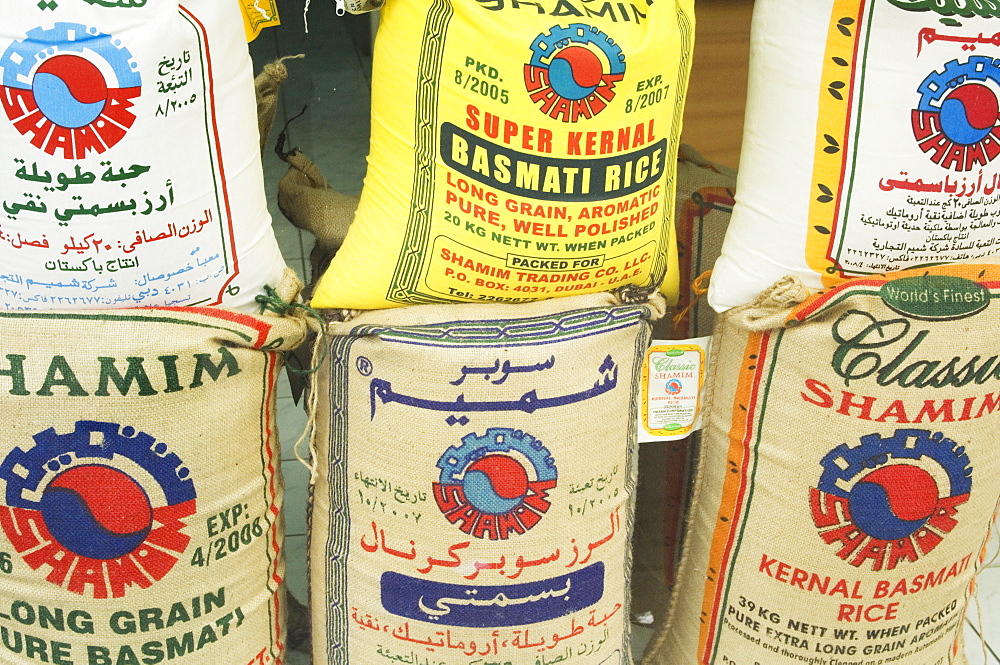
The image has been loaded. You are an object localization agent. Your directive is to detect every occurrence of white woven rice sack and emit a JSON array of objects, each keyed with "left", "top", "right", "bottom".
[
  {"left": 0, "top": 1, "right": 286, "bottom": 311},
  {"left": 710, "top": 0, "right": 1000, "bottom": 311}
]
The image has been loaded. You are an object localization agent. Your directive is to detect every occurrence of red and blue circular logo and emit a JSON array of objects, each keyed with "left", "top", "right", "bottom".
[
  {"left": 524, "top": 24, "right": 625, "bottom": 123},
  {"left": 41, "top": 464, "right": 153, "bottom": 560},
  {"left": 0, "top": 23, "right": 142, "bottom": 159},
  {"left": 811, "top": 428, "right": 971, "bottom": 572},
  {"left": 912, "top": 56, "right": 1000, "bottom": 171},
  {"left": 0, "top": 421, "right": 196, "bottom": 599},
  {"left": 664, "top": 378, "right": 683, "bottom": 395},
  {"left": 432, "top": 428, "right": 557, "bottom": 541}
]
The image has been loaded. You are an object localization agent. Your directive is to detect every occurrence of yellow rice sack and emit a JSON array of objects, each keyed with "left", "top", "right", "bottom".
[{"left": 311, "top": 0, "right": 695, "bottom": 309}]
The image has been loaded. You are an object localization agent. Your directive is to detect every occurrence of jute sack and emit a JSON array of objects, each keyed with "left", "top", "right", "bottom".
[
  {"left": 645, "top": 264, "right": 1000, "bottom": 665},
  {"left": 276, "top": 146, "right": 359, "bottom": 288},
  {"left": 709, "top": 0, "right": 1000, "bottom": 312},
  {"left": 665, "top": 145, "right": 736, "bottom": 340},
  {"left": 310, "top": 0, "right": 695, "bottom": 309},
  {"left": 0, "top": 269, "right": 307, "bottom": 665},
  {"left": 255, "top": 56, "right": 302, "bottom": 157},
  {"left": 309, "top": 292, "right": 664, "bottom": 664},
  {"left": 253, "top": 56, "right": 358, "bottom": 289},
  {"left": 0, "top": 0, "right": 286, "bottom": 311}
]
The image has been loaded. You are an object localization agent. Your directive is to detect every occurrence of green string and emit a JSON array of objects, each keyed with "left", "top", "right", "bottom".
[{"left": 255, "top": 285, "right": 330, "bottom": 376}]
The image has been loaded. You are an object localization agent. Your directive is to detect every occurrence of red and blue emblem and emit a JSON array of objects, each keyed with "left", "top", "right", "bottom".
[
  {"left": 433, "top": 428, "right": 557, "bottom": 540},
  {"left": 524, "top": 24, "right": 625, "bottom": 123},
  {"left": 912, "top": 56, "right": 1000, "bottom": 171},
  {"left": 0, "top": 23, "right": 142, "bottom": 159},
  {"left": 811, "top": 428, "right": 971, "bottom": 571},
  {"left": 0, "top": 421, "right": 196, "bottom": 599}
]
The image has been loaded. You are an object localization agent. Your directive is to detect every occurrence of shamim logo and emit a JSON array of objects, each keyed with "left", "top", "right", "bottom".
[
  {"left": 0, "top": 421, "right": 196, "bottom": 599},
  {"left": 433, "top": 428, "right": 557, "bottom": 540},
  {"left": 0, "top": 23, "right": 142, "bottom": 159},
  {"left": 912, "top": 57, "right": 1000, "bottom": 171},
  {"left": 812, "top": 428, "right": 971, "bottom": 571},
  {"left": 524, "top": 24, "right": 625, "bottom": 123}
]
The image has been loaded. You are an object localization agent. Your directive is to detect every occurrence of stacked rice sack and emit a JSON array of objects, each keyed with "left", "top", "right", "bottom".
[
  {"left": 0, "top": 0, "right": 286, "bottom": 311},
  {"left": 0, "top": 4, "right": 304, "bottom": 664},
  {"left": 309, "top": 0, "right": 696, "bottom": 309},
  {"left": 309, "top": 293, "right": 662, "bottom": 665},
  {"left": 0, "top": 269, "right": 307, "bottom": 665},
  {"left": 709, "top": 0, "right": 1000, "bottom": 312},
  {"left": 646, "top": 264, "right": 1000, "bottom": 665},
  {"left": 300, "top": 1, "right": 698, "bottom": 663},
  {"left": 647, "top": 2, "right": 1000, "bottom": 663}
]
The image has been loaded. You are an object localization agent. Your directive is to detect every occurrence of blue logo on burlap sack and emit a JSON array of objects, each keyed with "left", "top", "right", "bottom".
[
  {"left": 381, "top": 563, "right": 604, "bottom": 627},
  {"left": 812, "top": 428, "right": 971, "bottom": 571},
  {"left": 0, "top": 421, "right": 197, "bottom": 598},
  {"left": 1, "top": 23, "right": 142, "bottom": 158},
  {"left": 433, "top": 428, "right": 557, "bottom": 541}
]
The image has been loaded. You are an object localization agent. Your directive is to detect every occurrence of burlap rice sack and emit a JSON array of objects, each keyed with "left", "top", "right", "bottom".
[
  {"left": 309, "top": 292, "right": 664, "bottom": 664},
  {"left": 665, "top": 145, "right": 736, "bottom": 340},
  {"left": 0, "top": 269, "right": 307, "bottom": 664},
  {"left": 646, "top": 263, "right": 1000, "bottom": 665}
]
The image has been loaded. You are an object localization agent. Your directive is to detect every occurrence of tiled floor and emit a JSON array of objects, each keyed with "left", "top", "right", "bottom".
[{"left": 249, "top": 4, "right": 1000, "bottom": 663}]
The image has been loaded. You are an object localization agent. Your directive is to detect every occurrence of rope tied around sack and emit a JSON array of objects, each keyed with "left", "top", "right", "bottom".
[
  {"left": 259, "top": 54, "right": 304, "bottom": 89},
  {"left": 256, "top": 284, "right": 328, "bottom": 482},
  {"left": 255, "top": 284, "right": 330, "bottom": 376},
  {"left": 672, "top": 269, "right": 713, "bottom": 331}
]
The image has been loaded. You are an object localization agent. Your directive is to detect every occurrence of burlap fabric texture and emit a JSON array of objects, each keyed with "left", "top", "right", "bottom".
[
  {"left": 645, "top": 264, "right": 1000, "bottom": 665},
  {"left": 308, "top": 292, "right": 665, "bottom": 665},
  {"left": 0, "top": 270, "right": 307, "bottom": 665}
]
